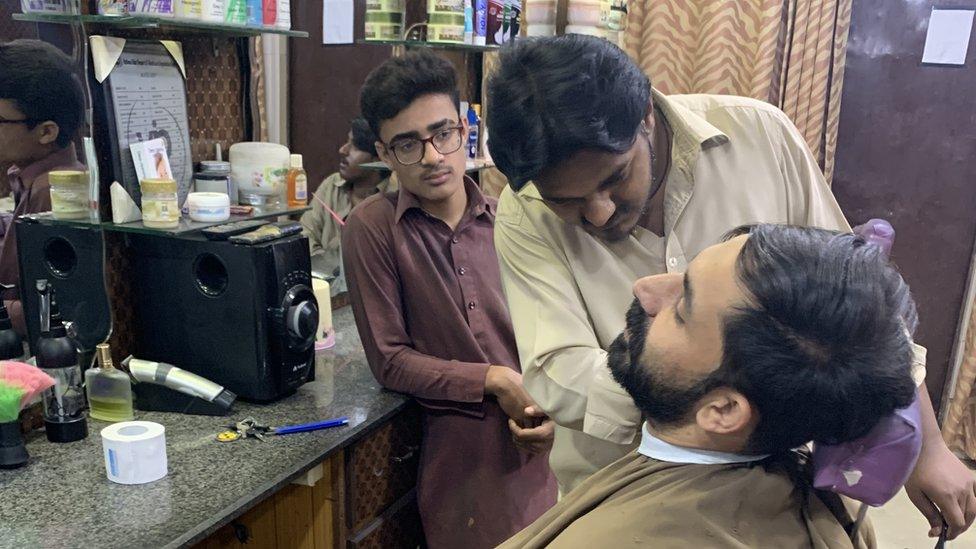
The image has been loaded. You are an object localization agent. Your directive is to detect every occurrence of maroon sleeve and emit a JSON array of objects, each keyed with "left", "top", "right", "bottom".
[{"left": 341, "top": 200, "right": 491, "bottom": 411}]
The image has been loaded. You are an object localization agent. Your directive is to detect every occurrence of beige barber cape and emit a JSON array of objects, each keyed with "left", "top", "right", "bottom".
[
  {"left": 494, "top": 90, "right": 927, "bottom": 494},
  {"left": 497, "top": 451, "right": 874, "bottom": 549}
]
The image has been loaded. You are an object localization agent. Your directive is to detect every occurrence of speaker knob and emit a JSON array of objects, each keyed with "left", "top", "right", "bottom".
[{"left": 287, "top": 300, "right": 318, "bottom": 342}]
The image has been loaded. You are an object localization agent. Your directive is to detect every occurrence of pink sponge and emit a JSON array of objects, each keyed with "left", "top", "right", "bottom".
[{"left": 0, "top": 361, "right": 56, "bottom": 408}]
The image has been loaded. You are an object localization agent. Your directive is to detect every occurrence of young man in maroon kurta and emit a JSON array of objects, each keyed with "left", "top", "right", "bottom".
[{"left": 342, "top": 51, "right": 557, "bottom": 548}]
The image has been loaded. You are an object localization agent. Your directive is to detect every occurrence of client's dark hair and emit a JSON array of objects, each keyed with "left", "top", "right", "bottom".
[
  {"left": 0, "top": 39, "right": 84, "bottom": 148},
  {"left": 720, "top": 224, "right": 917, "bottom": 453},
  {"left": 350, "top": 117, "right": 379, "bottom": 157},
  {"left": 359, "top": 50, "right": 459, "bottom": 140},
  {"left": 486, "top": 34, "right": 650, "bottom": 190}
]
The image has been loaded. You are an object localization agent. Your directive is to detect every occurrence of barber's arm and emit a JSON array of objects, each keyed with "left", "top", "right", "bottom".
[
  {"left": 773, "top": 107, "right": 976, "bottom": 540},
  {"left": 495, "top": 201, "right": 641, "bottom": 444}
]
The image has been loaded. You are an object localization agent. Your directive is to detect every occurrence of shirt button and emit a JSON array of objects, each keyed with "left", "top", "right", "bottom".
[
  {"left": 458, "top": 266, "right": 467, "bottom": 275},
  {"left": 668, "top": 257, "right": 678, "bottom": 268},
  {"left": 451, "top": 236, "right": 460, "bottom": 244},
  {"left": 467, "top": 301, "right": 476, "bottom": 310}
]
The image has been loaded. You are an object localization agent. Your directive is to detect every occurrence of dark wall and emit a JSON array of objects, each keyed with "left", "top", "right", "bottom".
[
  {"left": 0, "top": 3, "right": 37, "bottom": 41},
  {"left": 288, "top": 0, "right": 392, "bottom": 192},
  {"left": 832, "top": 0, "right": 976, "bottom": 410}
]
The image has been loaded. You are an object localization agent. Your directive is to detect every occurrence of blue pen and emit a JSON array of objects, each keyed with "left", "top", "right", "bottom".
[{"left": 271, "top": 417, "right": 349, "bottom": 436}]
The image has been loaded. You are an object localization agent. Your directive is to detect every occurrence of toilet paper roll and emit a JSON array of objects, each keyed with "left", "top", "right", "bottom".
[
  {"left": 312, "top": 279, "right": 335, "bottom": 350},
  {"left": 101, "top": 421, "right": 167, "bottom": 485}
]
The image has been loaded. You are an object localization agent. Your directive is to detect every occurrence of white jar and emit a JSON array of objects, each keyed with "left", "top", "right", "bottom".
[
  {"left": 187, "top": 192, "right": 231, "bottom": 222},
  {"left": 229, "top": 141, "right": 291, "bottom": 202}
]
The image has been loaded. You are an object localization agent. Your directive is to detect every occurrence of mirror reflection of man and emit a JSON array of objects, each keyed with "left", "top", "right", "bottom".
[{"left": 0, "top": 40, "right": 85, "bottom": 335}]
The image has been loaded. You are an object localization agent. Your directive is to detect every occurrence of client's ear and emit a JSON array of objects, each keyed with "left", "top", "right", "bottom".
[{"left": 695, "top": 388, "right": 755, "bottom": 436}]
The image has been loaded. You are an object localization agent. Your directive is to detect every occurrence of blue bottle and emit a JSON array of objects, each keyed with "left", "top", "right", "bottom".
[{"left": 467, "top": 105, "right": 480, "bottom": 159}]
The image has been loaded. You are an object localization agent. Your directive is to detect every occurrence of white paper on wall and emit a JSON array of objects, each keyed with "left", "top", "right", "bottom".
[
  {"left": 922, "top": 8, "right": 975, "bottom": 65},
  {"left": 322, "top": 0, "right": 354, "bottom": 44}
]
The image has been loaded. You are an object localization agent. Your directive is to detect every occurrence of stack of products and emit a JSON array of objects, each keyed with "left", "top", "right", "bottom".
[
  {"left": 565, "top": 0, "right": 602, "bottom": 38},
  {"left": 20, "top": 0, "right": 79, "bottom": 14},
  {"left": 601, "top": 0, "right": 626, "bottom": 45},
  {"left": 127, "top": 0, "right": 176, "bottom": 18},
  {"left": 96, "top": 0, "right": 288, "bottom": 28},
  {"left": 487, "top": 0, "right": 520, "bottom": 44},
  {"left": 524, "top": 0, "right": 555, "bottom": 36},
  {"left": 365, "top": 0, "right": 405, "bottom": 41},
  {"left": 428, "top": 0, "right": 466, "bottom": 44}
]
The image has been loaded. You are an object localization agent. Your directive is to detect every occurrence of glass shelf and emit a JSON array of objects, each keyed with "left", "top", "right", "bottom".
[
  {"left": 356, "top": 39, "right": 499, "bottom": 52},
  {"left": 12, "top": 12, "right": 309, "bottom": 37},
  {"left": 360, "top": 159, "right": 496, "bottom": 172},
  {"left": 103, "top": 205, "right": 310, "bottom": 236},
  {"left": 22, "top": 206, "right": 310, "bottom": 238}
]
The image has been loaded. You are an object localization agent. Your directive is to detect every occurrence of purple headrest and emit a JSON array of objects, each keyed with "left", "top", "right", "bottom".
[
  {"left": 812, "top": 219, "right": 918, "bottom": 506},
  {"left": 812, "top": 394, "right": 923, "bottom": 506}
]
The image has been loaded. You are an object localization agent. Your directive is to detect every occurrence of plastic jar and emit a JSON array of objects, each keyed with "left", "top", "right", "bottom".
[
  {"left": 186, "top": 192, "right": 231, "bottom": 222},
  {"left": 140, "top": 178, "right": 181, "bottom": 229},
  {"left": 49, "top": 170, "right": 89, "bottom": 220},
  {"left": 228, "top": 142, "right": 290, "bottom": 202},
  {"left": 194, "top": 160, "right": 233, "bottom": 197}
]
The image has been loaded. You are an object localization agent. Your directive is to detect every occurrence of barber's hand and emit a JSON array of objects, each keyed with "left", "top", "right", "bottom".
[
  {"left": 509, "top": 410, "right": 555, "bottom": 455},
  {"left": 905, "top": 442, "right": 976, "bottom": 540},
  {"left": 485, "top": 365, "right": 538, "bottom": 427}
]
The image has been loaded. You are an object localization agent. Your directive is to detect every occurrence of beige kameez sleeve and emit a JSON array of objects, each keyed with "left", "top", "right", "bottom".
[
  {"left": 495, "top": 192, "right": 619, "bottom": 433},
  {"left": 771, "top": 107, "right": 927, "bottom": 386}
]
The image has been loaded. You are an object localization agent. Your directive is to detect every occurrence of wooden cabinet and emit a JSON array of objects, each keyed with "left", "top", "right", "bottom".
[
  {"left": 196, "top": 406, "right": 423, "bottom": 549},
  {"left": 345, "top": 409, "right": 421, "bottom": 535}
]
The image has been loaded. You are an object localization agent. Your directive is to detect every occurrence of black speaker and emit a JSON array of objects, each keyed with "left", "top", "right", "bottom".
[
  {"left": 14, "top": 216, "right": 112, "bottom": 355},
  {"left": 126, "top": 232, "right": 318, "bottom": 402}
]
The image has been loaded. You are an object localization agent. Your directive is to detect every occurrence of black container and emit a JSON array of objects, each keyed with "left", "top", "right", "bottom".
[
  {"left": 36, "top": 289, "right": 88, "bottom": 443},
  {"left": 0, "top": 289, "right": 23, "bottom": 360},
  {"left": 127, "top": 233, "right": 317, "bottom": 402},
  {"left": 0, "top": 421, "right": 27, "bottom": 469}
]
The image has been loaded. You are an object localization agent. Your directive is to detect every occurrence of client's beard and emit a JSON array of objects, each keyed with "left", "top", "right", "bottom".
[{"left": 607, "top": 300, "right": 714, "bottom": 427}]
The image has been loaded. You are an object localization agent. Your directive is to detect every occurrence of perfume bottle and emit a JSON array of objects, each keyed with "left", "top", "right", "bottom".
[{"left": 85, "top": 343, "right": 134, "bottom": 423}]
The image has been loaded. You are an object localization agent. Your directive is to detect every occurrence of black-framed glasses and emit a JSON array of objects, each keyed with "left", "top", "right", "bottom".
[{"left": 386, "top": 125, "right": 464, "bottom": 166}]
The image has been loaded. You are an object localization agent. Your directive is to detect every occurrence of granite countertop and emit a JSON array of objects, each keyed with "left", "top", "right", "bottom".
[{"left": 0, "top": 307, "right": 410, "bottom": 549}]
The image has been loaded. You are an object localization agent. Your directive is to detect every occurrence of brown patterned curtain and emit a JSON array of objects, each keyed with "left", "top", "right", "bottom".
[
  {"left": 944, "top": 309, "right": 976, "bottom": 460},
  {"left": 623, "top": 0, "right": 852, "bottom": 184}
]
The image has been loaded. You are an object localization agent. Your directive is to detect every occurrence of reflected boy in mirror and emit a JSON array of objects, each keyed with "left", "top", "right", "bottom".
[{"left": 0, "top": 40, "right": 85, "bottom": 335}]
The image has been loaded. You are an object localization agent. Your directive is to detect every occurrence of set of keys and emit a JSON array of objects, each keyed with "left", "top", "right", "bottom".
[{"left": 215, "top": 416, "right": 349, "bottom": 443}]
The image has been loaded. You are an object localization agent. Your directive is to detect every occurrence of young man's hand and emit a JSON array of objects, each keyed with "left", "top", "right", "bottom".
[
  {"left": 509, "top": 405, "right": 555, "bottom": 454},
  {"left": 485, "top": 365, "right": 538, "bottom": 426}
]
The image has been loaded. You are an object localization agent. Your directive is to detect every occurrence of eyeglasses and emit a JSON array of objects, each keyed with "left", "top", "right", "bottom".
[{"left": 385, "top": 125, "right": 464, "bottom": 166}]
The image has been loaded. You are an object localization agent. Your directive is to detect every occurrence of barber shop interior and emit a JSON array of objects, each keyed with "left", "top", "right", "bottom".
[{"left": 3, "top": 1, "right": 976, "bottom": 548}]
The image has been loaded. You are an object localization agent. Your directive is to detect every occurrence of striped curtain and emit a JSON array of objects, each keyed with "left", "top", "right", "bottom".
[
  {"left": 623, "top": 0, "right": 853, "bottom": 184},
  {"left": 944, "top": 308, "right": 976, "bottom": 460}
]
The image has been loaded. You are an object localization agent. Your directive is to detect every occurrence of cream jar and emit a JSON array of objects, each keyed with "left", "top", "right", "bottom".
[
  {"left": 186, "top": 192, "right": 231, "bottom": 222},
  {"left": 140, "top": 178, "right": 181, "bottom": 229},
  {"left": 48, "top": 170, "right": 89, "bottom": 220}
]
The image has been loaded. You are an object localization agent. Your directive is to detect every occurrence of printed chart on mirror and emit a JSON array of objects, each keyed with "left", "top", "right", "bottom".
[{"left": 106, "top": 41, "right": 193, "bottom": 206}]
